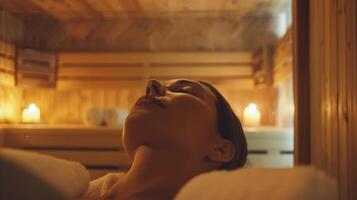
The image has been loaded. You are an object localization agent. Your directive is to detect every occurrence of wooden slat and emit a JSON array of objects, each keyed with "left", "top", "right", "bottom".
[
  {"left": 0, "top": 40, "right": 15, "bottom": 56},
  {"left": 273, "top": 28, "right": 292, "bottom": 69},
  {"left": 0, "top": 41, "right": 15, "bottom": 86},
  {"left": 308, "top": 0, "right": 357, "bottom": 198},
  {"left": 57, "top": 52, "right": 253, "bottom": 89},
  {"left": 346, "top": 1, "right": 357, "bottom": 199},
  {"left": 58, "top": 65, "right": 252, "bottom": 77},
  {"left": 58, "top": 52, "right": 252, "bottom": 64},
  {"left": 273, "top": 63, "right": 292, "bottom": 87},
  {"left": 57, "top": 79, "right": 147, "bottom": 89},
  {"left": 17, "top": 49, "right": 57, "bottom": 88},
  {"left": 273, "top": 28, "right": 293, "bottom": 85}
]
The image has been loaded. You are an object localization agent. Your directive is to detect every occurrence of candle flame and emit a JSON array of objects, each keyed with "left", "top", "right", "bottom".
[{"left": 243, "top": 103, "right": 261, "bottom": 127}]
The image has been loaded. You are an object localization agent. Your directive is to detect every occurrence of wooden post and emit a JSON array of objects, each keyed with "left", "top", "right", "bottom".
[{"left": 292, "top": 0, "right": 311, "bottom": 165}]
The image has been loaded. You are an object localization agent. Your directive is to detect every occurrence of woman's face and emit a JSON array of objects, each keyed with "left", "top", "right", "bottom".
[{"left": 123, "top": 79, "right": 221, "bottom": 160}]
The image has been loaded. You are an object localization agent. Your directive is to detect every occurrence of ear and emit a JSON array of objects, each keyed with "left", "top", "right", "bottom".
[{"left": 208, "top": 139, "right": 235, "bottom": 163}]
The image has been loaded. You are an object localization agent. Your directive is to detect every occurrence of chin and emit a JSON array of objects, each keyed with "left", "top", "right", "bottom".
[{"left": 123, "top": 109, "right": 168, "bottom": 156}]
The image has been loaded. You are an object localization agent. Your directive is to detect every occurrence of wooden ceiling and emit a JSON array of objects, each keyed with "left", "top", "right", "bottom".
[{"left": 0, "top": 0, "right": 291, "bottom": 52}]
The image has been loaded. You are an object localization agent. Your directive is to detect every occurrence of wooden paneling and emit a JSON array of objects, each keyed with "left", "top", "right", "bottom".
[
  {"left": 19, "top": 87, "right": 143, "bottom": 124},
  {"left": 307, "top": 0, "right": 357, "bottom": 199},
  {"left": 252, "top": 46, "right": 273, "bottom": 87},
  {"left": 0, "top": 10, "right": 24, "bottom": 44},
  {"left": 346, "top": 1, "right": 357, "bottom": 198},
  {"left": 0, "top": 85, "right": 22, "bottom": 123},
  {"left": 16, "top": 49, "right": 57, "bottom": 88},
  {"left": 273, "top": 28, "right": 292, "bottom": 86},
  {"left": 0, "top": 41, "right": 15, "bottom": 86},
  {"left": 59, "top": 52, "right": 252, "bottom": 64},
  {"left": 17, "top": 86, "right": 276, "bottom": 126},
  {"left": 57, "top": 52, "right": 254, "bottom": 89}
]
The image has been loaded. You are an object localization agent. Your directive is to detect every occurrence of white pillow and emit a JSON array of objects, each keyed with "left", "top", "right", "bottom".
[
  {"left": 175, "top": 167, "right": 338, "bottom": 200},
  {"left": 0, "top": 148, "right": 90, "bottom": 199}
]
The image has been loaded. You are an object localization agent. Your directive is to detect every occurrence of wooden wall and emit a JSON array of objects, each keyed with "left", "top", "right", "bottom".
[
  {"left": 0, "top": 10, "right": 24, "bottom": 44},
  {"left": 0, "top": 10, "right": 22, "bottom": 123},
  {"left": 0, "top": 85, "right": 22, "bottom": 123},
  {"left": 0, "top": 41, "right": 15, "bottom": 86},
  {"left": 0, "top": 50, "right": 277, "bottom": 125},
  {"left": 273, "top": 28, "right": 292, "bottom": 86},
  {"left": 308, "top": 0, "right": 356, "bottom": 199},
  {"left": 8, "top": 83, "right": 276, "bottom": 126},
  {"left": 57, "top": 52, "right": 254, "bottom": 89}
]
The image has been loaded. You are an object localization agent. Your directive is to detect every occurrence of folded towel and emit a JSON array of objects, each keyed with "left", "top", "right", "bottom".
[
  {"left": 85, "top": 107, "right": 105, "bottom": 126},
  {"left": 175, "top": 167, "right": 338, "bottom": 200},
  {"left": 82, "top": 172, "right": 125, "bottom": 199},
  {"left": 104, "top": 108, "right": 128, "bottom": 126},
  {"left": 0, "top": 148, "right": 90, "bottom": 199}
]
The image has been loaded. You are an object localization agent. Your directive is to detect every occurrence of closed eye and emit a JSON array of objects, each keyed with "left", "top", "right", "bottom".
[
  {"left": 169, "top": 86, "right": 194, "bottom": 95},
  {"left": 177, "top": 89, "right": 192, "bottom": 94}
]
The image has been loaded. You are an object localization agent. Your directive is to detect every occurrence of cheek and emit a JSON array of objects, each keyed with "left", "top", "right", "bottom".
[{"left": 166, "top": 96, "right": 216, "bottom": 139}]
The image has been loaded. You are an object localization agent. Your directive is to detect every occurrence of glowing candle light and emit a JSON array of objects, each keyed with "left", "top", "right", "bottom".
[
  {"left": 22, "top": 103, "right": 41, "bottom": 123},
  {"left": 243, "top": 103, "right": 261, "bottom": 127}
]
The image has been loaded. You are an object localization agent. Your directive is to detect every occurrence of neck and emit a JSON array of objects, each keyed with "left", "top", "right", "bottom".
[{"left": 110, "top": 145, "right": 204, "bottom": 200}]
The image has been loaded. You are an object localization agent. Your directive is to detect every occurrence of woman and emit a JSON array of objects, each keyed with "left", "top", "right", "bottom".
[{"left": 84, "top": 79, "right": 247, "bottom": 200}]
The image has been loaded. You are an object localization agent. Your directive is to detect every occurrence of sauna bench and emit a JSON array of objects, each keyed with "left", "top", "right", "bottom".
[{"left": 0, "top": 124, "right": 130, "bottom": 180}]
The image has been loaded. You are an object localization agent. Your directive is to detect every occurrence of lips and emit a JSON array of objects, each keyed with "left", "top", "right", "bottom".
[{"left": 134, "top": 95, "right": 166, "bottom": 109}]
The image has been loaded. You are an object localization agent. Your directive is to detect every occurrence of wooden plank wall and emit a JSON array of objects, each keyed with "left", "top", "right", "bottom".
[
  {"left": 0, "top": 10, "right": 24, "bottom": 44},
  {"left": 346, "top": 0, "right": 357, "bottom": 198},
  {"left": 16, "top": 49, "right": 57, "bottom": 87},
  {"left": 18, "top": 82, "right": 277, "bottom": 126},
  {"left": 0, "top": 50, "right": 277, "bottom": 125},
  {"left": 309, "top": 0, "right": 356, "bottom": 199},
  {"left": 0, "top": 85, "right": 22, "bottom": 123},
  {"left": 0, "top": 40, "right": 21, "bottom": 123},
  {"left": 57, "top": 52, "right": 254, "bottom": 90},
  {"left": 0, "top": 41, "right": 15, "bottom": 86},
  {"left": 273, "top": 28, "right": 292, "bottom": 86}
]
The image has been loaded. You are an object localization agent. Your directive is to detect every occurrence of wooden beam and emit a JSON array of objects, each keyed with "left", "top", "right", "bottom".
[
  {"left": 58, "top": 52, "right": 252, "bottom": 64},
  {"left": 58, "top": 65, "right": 252, "bottom": 77},
  {"left": 293, "top": 0, "right": 310, "bottom": 165}
]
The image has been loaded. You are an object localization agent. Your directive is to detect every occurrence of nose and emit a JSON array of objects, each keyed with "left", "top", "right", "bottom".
[{"left": 146, "top": 79, "right": 166, "bottom": 96}]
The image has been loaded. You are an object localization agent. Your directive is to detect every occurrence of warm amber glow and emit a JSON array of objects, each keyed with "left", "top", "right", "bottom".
[
  {"left": 243, "top": 103, "right": 261, "bottom": 127},
  {"left": 22, "top": 103, "right": 41, "bottom": 123}
]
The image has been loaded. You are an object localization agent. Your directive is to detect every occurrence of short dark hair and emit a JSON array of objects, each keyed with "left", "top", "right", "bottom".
[{"left": 199, "top": 81, "right": 248, "bottom": 170}]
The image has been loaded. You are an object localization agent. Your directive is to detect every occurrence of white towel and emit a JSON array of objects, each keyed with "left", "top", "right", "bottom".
[
  {"left": 82, "top": 172, "right": 125, "bottom": 199},
  {"left": 85, "top": 107, "right": 105, "bottom": 126},
  {"left": 104, "top": 108, "right": 128, "bottom": 126},
  {"left": 0, "top": 148, "right": 90, "bottom": 199},
  {"left": 175, "top": 167, "right": 338, "bottom": 200}
]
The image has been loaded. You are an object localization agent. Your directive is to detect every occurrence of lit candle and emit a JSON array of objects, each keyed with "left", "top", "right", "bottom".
[
  {"left": 243, "top": 103, "right": 261, "bottom": 127},
  {"left": 22, "top": 103, "right": 41, "bottom": 123}
]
